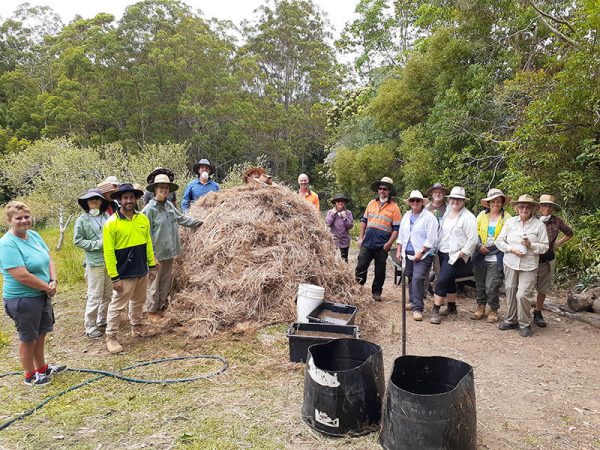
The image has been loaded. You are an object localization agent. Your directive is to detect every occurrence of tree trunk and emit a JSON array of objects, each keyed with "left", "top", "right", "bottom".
[
  {"left": 566, "top": 288, "right": 600, "bottom": 312},
  {"left": 56, "top": 207, "right": 73, "bottom": 250},
  {"left": 543, "top": 301, "right": 600, "bottom": 328}
]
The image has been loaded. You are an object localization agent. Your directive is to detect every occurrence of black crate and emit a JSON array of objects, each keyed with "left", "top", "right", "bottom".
[
  {"left": 287, "top": 322, "right": 360, "bottom": 363},
  {"left": 307, "top": 301, "right": 357, "bottom": 325}
]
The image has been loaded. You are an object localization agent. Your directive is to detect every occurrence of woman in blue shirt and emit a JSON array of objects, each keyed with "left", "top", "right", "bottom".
[{"left": 0, "top": 201, "right": 66, "bottom": 385}]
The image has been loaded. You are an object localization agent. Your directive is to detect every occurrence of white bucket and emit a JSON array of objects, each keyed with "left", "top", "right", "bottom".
[{"left": 297, "top": 283, "right": 325, "bottom": 323}]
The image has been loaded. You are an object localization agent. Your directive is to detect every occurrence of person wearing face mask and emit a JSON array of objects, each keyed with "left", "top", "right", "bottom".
[
  {"left": 471, "top": 189, "right": 511, "bottom": 323},
  {"left": 0, "top": 201, "right": 66, "bottom": 385},
  {"left": 103, "top": 184, "right": 157, "bottom": 353},
  {"left": 495, "top": 195, "right": 549, "bottom": 337},
  {"left": 355, "top": 177, "right": 402, "bottom": 301},
  {"left": 325, "top": 193, "right": 354, "bottom": 262},
  {"left": 142, "top": 174, "right": 203, "bottom": 323},
  {"left": 181, "top": 159, "right": 219, "bottom": 213},
  {"left": 430, "top": 186, "right": 478, "bottom": 325},
  {"left": 534, "top": 195, "right": 573, "bottom": 328},
  {"left": 74, "top": 189, "right": 112, "bottom": 338}
]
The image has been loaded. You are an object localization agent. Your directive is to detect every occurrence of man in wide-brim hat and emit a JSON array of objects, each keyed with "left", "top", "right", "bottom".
[
  {"left": 102, "top": 183, "right": 157, "bottom": 354},
  {"left": 356, "top": 177, "right": 401, "bottom": 301},
  {"left": 142, "top": 175, "right": 202, "bottom": 324},
  {"left": 326, "top": 193, "right": 354, "bottom": 262},
  {"left": 143, "top": 168, "right": 177, "bottom": 207},
  {"left": 425, "top": 183, "right": 449, "bottom": 220},
  {"left": 242, "top": 167, "right": 266, "bottom": 184},
  {"left": 182, "top": 159, "right": 220, "bottom": 212},
  {"left": 495, "top": 194, "right": 549, "bottom": 337},
  {"left": 533, "top": 194, "right": 573, "bottom": 328},
  {"left": 74, "top": 189, "right": 112, "bottom": 338}
]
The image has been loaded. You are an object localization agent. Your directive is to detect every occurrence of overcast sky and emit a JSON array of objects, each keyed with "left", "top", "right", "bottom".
[{"left": 0, "top": 0, "right": 359, "bottom": 37}]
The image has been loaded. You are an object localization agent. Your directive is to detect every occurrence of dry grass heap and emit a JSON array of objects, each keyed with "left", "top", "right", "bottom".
[{"left": 171, "top": 184, "right": 362, "bottom": 337}]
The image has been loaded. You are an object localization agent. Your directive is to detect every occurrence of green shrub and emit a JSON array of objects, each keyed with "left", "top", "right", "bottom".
[{"left": 38, "top": 227, "right": 86, "bottom": 286}]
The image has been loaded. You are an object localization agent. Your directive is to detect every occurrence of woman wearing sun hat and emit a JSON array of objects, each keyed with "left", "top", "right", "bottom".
[
  {"left": 534, "top": 194, "right": 573, "bottom": 328},
  {"left": 471, "top": 188, "right": 512, "bottom": 323},
  {"left": 325, "top": 193, "right": 354, "bottom": 262},
  {"left": 142, "top": 167, "right": 177, "bottom": 207},
  {"left": 396, "top": 190, "right": 439, "bottom": 321},
  {"left": 430, "top": 186, "right": 478, "bottom": 325},
  {"left": 495, "top": 195, "right": 549, "bottom": 337},
  {"left": 74, "top": 189, "right": 112, "bottom": 338},
  {"left": 141, "top": 173, "right": 203, "bottom": 323}
]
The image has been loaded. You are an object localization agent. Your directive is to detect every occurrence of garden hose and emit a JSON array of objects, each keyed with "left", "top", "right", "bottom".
[{"left": 0, "top": 354, "right": 228, "bottom": 431}]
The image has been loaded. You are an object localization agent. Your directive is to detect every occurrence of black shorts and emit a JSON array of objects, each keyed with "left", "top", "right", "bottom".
[{"left": 3, "top": 295, "right": 55, "bottom": 342}]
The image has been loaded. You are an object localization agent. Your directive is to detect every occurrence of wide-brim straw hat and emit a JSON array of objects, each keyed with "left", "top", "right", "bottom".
[
  {"left": 480, "top": 188, "right": 511, "bottom": 208},
  {"left": 146, "top": 167, "right": 175, "bottom": 184},
  {"left": 510, "top": 194, "right": 539, "bottom": 207},
  {"left": 329, "top": 192, "right": 351, "bottom": 204},
  {"left": 426, "top": 183, "right": 450, "bottom": 197},
  {"left": 446, "top": 186, "right": 469, "bottom": 200},
  {"left": 404, "top": 189, "right": 429, "bottom": 205},
  {"left": 146, "top": 174, "right": 179, "bottom": 193},
  {"left": 370, "top": 177, "right": 397, "bottom": 196},
  {"left": 242, "top": 167, "right": 267, "bottom": 183},
  {"left": 111, "top": 183, "right": 144, "bottom": 199},
  {"left": 77, "top": 189, "right": 109, "bottom": 212},
  {"left": 538, "top": 194, "right": 561, "bottom": 210},
  {"left": 96, "top": 176, "right": 119, "bottom": 196},
  {"left": 192, "top": 158, "right": 215, "bottom": 175}
]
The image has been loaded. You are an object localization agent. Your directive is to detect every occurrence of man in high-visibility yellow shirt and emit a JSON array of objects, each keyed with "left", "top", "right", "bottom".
[{"left": 103, "top": 183, "right": 157, "bottom": 353}]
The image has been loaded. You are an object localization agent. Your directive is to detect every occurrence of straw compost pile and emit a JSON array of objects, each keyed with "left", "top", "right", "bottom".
[{"left": 171, "top": 184, "right": 362, "bottom": 337}]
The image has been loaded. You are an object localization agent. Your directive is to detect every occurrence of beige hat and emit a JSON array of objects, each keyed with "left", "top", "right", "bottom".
[
  {"left": 510, "top": 194, "right": 539, "bottom": 207},
  {"left": 426, "top": 183, "right": 450, "bottom": 197},
  {"left": 538, "top": 194, "right": 561, "bottom": 210},
  {"left": 370, "top": 176, "right": 397, "bottom": 196},
  {"left": 480, "top": 188, "right": 511, "bottom": 208},
  {"left": 146, "top": 173, "right": 179, "bottom": 193},
  {"left": 242, "top": 167, "right": 267, "bottom": 184},
  {"left": 404, "top": 190, "right": 429, "bottom": 205},
  {"left": 446, "top": 186, "right": 469, "bottom": 200}
]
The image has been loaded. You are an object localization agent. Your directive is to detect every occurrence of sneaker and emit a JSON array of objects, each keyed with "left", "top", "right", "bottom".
[
  {"left": 406, "top": 302, "right": 413, "bottom": 311},
  {"left": 519, "top": 325, "right": 533, "bottom": 337},
  {"left": 24, "top": 372, "right": 50, "bottom": 386},
  {"left": 487, "top": 309, "right": 499, "bottom": 323},
  {"left": 87, "top": 329, "right": 104, "bottom": 338},
  {"left": 413, "top": 311, "right": 423, "bottom": 321},
  {"left": 440, "top": 302, "right": 457, "bottom": 317},
  {"left": 106, "top": 337, "right": 123, "bottom": 354},
  {"left": 498, "top": 321, "right": 519, "bottom": 331},
  {"left": 430, "top": 308, "right": 441, "bottom": 325},
  {"left": 45, "top": 364, "right": 67, "bottom": 377},
  {"left": 470, "top": 305, "right": 486, "bottom": 320},
  {"left": 533, "top": 310, "right": 547, "bottom": 328}
]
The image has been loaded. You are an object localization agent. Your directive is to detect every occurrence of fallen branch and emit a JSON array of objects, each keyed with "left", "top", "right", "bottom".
[{"left": 543, "top": 301, "right": 600, "bottom": 328}]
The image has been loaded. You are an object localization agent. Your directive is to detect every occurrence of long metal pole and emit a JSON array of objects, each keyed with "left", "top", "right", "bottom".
[{"left": 401, "top": 256, "right": 406, "bottom": 356}]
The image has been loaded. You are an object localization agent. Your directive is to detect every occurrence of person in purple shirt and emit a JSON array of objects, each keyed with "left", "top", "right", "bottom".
[
  {"left": 325, "top": 193, "right": 354, "bottom": 262},
  {"left": 181, "top": 159, "right": 220, "bottom": 212}
]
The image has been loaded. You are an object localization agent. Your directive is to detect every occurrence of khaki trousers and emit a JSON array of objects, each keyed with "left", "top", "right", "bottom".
[
  {"left": 84, "top": 264, "right": 112, "bottom": 334},
  {"left": 503, "top": 266, "right": 537, "bottom": 328},
  {"left": 106, "top": 276, "right": 148, "bottom": 337},
  {"left": 145, "top": 258, "right": 174, "bottom": 313}
]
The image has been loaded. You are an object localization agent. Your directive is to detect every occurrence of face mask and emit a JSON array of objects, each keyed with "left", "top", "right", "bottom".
[
  {"left": 200, "top": 171, "right": 209, "bottom": 181},
  {"left": 540, "top": 215, "right": 551, "bottom": 222},
  {"left": 89, "top": 208, "right": 100, "bottom": 217}
]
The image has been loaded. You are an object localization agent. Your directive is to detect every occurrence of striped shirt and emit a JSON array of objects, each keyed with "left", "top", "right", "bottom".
[{"left": 361, "top": 199, "right": 401, "bottom": 249}]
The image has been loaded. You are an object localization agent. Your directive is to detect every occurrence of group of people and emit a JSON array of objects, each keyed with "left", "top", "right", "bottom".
[
  {"left": 0, "top": 159, "right": 217, "bottom": 385},
  {"left": 320, "top": 176, "right": 572, "bottom": 338}
]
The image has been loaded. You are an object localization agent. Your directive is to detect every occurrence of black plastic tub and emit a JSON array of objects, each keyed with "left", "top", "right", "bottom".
[
  {"left": 379, "top": 355, "right": 477, "bottom": 450},
  {"left": 302, "top": 338, "right": 385, "bottom": 436},
  {"left": 307, "top": 301, "right": 357, "bottom": 325},
  {"left": 287, "top": 323, "right": 359, "bottom": 363}
]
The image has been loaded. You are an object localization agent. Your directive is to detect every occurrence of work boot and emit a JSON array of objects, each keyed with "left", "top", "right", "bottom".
[
  {"left": 519, "top": 325, "right": 533, "bottom": 337},
  {"left": 372, "top": 293, "right": 382, "bottom": 302},
  {"left": 413, "top": 311, "right": 423, "bottom": 322},
  {"left": 487, "top": 309, "right": 499, "bottom": 323},
  {"left": 470, "top": 305, "right": 486, "bottom": 320},
  {"left": 440, "top": 302, "right": 457, "bottom": 316},
  {"left": 106, "top": 337, "right": 123, "bottom": 354},
  {"left": 430, "top": 308, "right": 441, "bottom": 325},
  {"left": 533, "top": 310, "right": 547, "bottom": 328},
  {"left": 498, "top": 321, "right": 519, "bottom": 331},
  {"left": 147, "top": 312, "right": 164, "bottom": 324}
]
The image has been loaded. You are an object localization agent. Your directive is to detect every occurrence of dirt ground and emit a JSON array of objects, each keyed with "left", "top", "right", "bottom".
[{"left": 1, "top": 255, "right": 600, "bottom": 449}]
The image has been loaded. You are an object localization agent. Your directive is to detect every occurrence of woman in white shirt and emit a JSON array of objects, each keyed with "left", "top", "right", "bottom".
[
  {"left": 495, "top": 195, "right": 549, "bottom": 337},
  {"left": 395, "top": 190, "right": 439, "bottom": 321},
  {"left": 431, "top": 187, "right": 478, "bottom": 325}
]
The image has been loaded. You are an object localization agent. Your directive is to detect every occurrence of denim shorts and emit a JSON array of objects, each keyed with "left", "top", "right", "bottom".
[{"left": 3, "top": 295, "right": 55, "bottom": 341}]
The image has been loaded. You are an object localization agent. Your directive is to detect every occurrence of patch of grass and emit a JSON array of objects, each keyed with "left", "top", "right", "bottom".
[{"left": 38, "top": 226, "right": 85, "bottom": 286}]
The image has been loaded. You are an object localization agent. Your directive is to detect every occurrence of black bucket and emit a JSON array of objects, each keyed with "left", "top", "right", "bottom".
[
  {"left": 302, "top": 338, "right": 385, "bottom": 436},
  {"left": 379, "top": 355, "right": 477, "bottom": 450}
]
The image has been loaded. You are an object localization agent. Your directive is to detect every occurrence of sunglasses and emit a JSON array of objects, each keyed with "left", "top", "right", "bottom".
[
  {"left": 408, "top": 198, "right": 422, "bottom": 203},
  {"left": 378, "top": 187, "right": 390, "bottom": 191}
]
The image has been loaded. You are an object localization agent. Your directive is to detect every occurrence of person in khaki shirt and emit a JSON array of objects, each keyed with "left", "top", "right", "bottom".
[{"left": 495, "top": 195, "right": 549, "bottom": 337}]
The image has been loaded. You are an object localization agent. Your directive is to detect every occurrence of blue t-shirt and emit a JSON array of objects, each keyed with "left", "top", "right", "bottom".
[{"left": 0, "top": 230, "right": 50, "bottom": 298}]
